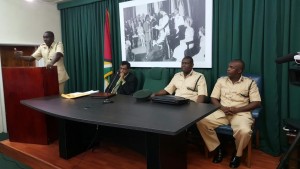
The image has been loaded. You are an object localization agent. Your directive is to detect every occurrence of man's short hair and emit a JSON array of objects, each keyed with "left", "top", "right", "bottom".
[
  {"left": 231, "top": 59, "right": 245, "bottom": 71},
  {"left": 45, "top": 31, "right": 54, "bottom": 38},
  {"left": 183, "top": 56, "right": 194, "bottom": 64},
  {"left": 121, "top": 61, "right": 131, "bottom": 69}
]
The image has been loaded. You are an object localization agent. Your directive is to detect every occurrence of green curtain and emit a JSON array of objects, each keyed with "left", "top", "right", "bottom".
[
  {"left": 277, "top": 0, "right": 300, "bottom": 150},
  {"left": 212, "top": 0, "right": 300, "bottom": 155},
  {"left": 60, "top": 1, "right": 108, "bottom": 92},
  {"left": 109, "top": 0, "right": 127, "bottom": 74},
  {"left": 59, "top": 0, "right": 300, "bottom": 156}
]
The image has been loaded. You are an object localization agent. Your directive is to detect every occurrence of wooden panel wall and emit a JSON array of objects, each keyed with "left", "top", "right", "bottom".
[{"left": 0, "top": 46, "right": 36, "bottom": 67}]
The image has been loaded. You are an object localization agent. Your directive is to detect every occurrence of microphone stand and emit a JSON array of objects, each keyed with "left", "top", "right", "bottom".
[{"left": 103, "top": 72, "right": 119, "bottom": 104}]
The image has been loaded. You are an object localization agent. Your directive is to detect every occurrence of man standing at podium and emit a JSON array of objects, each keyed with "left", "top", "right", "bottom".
[{"left": 14, "top": 31, "right": 69, "bottom": 94}]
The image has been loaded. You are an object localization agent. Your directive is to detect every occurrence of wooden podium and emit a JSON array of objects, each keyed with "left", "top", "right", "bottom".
[{"left": 2, "top": 67, "right": 59, "bottom": 145}]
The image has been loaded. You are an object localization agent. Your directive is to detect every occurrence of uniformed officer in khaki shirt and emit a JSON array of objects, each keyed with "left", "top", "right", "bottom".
[
  {"left": 14, "top": 31, "right": 69, "bottom": 94},
  {"left": 153, "top": 56, "right": 208, "bottom": 103},
  {"left": 197, "top": 59, "right": 261, "bottom": 168}
]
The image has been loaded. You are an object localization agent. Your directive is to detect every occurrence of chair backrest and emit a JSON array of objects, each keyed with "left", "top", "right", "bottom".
[
  {"left": 243, "top": 73, "right": 263, "bottom": 96},
  {"left": 143, "top": 68, "right": 170, "bottom": 93},
  {"left": 219, "top": 73, "right": 262, "bottom": 96},
  {"left": 243, "top": 73, "right": 263, "bottom": 119},
  {"left": 130, "top": 69, "right": 144, "bottom": 91},
  {"left": 219, "top": 73, "right": 263, "bottom": 118}
]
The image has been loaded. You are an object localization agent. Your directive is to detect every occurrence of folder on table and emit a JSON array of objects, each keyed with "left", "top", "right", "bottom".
[{"left": 89, "top": 92, "right": 116, "bottom": 99}]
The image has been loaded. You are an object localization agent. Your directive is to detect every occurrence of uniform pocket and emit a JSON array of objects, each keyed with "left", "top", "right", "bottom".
[{"left": 239, "top": 90, "right": 249, "bottom": 98}]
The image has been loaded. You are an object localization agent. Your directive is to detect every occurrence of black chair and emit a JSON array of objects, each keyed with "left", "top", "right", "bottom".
[
  {"left": 214, "top": 73, "right": 263, "bottom": 167},
  {"left": 142, "top": 67, "right": 170, "bottom": 93}
]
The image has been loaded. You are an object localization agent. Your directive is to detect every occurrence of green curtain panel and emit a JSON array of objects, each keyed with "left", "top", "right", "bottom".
[
  {"left": 59, "top": 0, "right": 300, "bottom": 156},
  {"left": 60, "top": 1, "right": 107, "bottom": 92},
  {"left": 109, "top": 0, "right": 127, "bottom": 74}
]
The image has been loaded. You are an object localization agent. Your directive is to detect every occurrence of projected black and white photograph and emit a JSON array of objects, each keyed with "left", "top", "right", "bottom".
[{"left": 119, "top": 0, "right": 212, "bottom": 68}]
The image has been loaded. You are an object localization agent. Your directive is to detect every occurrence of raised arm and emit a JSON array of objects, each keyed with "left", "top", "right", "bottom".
[{"left": 14, "top": 48, "right": 36, "bottom": 62}]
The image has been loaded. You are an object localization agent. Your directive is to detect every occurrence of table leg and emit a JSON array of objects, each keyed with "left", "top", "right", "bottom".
[
  {"left": 146, "top": 131, "right": 186, "bottom": 169},
  {"left": 58, "top": 119, "right": 97, "bottom": 159}
]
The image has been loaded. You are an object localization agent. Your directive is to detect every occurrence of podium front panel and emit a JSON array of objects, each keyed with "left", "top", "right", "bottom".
[{"left": 2, "top": 67, "right": 59, "bottom": 144}]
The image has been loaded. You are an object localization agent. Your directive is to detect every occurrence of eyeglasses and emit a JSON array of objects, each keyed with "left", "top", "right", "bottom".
[{"left": 119, "top": 67, "right": 128, "bottom": 70}]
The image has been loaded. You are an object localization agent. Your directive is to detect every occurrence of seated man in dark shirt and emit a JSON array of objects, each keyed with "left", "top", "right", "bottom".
[{"left": 105, "top": 61, "right": 137, "bottom": 95}]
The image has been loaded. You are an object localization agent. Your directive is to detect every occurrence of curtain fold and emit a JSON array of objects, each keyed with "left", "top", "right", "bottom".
[
  {"left": 276, "top": 0, "right": 300, "bottom": 149},
  {"left": 61, "top": 2, "right": 106, "bottom": 92},
  {"left": 59, "top": 0, "right": 300, "bottom": 156},
  {"left": 57, "top": 0, "right": 100, "bottom": 10},
  {"left": 110, "top": 0, "right": 126, "bottom": 73}
]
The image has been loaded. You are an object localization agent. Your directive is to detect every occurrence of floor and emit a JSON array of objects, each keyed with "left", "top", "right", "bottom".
[
  {"left": 0, "top": 136, "right": 281, "bottom": 169},
  {"left": 0, "top": 133, "right": 30, "bottom": 169}
]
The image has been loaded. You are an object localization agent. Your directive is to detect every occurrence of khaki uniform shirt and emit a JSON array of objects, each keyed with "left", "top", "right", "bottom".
[
  {"left": 164, "top": 70, "right": 207, "bottom": 102},
  {"left": 32, "top": 42, "right": 69, "bottom": 83},
  {"left": 211, "top": 76, "right": 261, "bottom": 118}
]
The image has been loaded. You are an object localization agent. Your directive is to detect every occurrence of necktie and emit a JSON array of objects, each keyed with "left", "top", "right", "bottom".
[{"left": 111, "top": 78, "right": 122, "bottom": 94}]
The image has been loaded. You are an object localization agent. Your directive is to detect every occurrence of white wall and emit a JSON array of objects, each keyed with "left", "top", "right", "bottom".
[
  {"left": 0, "top": 0, "right": 62, "bottom": 45},
  {"left": 0, "top": 0, "right": 61, "bottom": 133}
]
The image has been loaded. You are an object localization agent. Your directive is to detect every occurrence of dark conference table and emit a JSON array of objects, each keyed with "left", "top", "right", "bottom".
[{"left": 21, "top": 94, "right": 218, "bottom": 169}]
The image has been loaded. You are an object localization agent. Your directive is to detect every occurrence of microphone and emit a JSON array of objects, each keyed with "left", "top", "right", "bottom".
[
  {"left": 105, "top": 71, "right": 119, "bottom": 93},
  {"left": 275, "top": 52, "right": 298, "bottom": 64}
]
